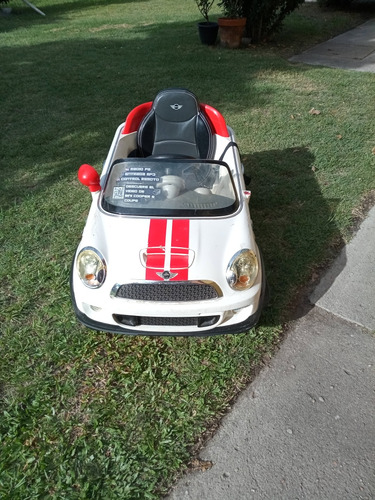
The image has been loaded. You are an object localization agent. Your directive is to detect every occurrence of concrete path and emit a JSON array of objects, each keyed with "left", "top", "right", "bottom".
[
  {"left": 167, "top": 206, "right": 375, "bottom": 498},
  {"left": 289, "top": 18, "right": 375, "bottom": 72},
  {"left": 311, "top": 208, "right": 375, "bottom": 330}
]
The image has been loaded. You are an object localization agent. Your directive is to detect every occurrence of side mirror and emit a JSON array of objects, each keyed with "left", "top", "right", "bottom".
[{"left": 78, "top": 164, "right": 101, "bottom": 193}]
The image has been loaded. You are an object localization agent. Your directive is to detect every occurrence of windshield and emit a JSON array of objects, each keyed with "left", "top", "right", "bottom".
[{"left": 101, "top": 158, "right": 238, "bottom": 217}]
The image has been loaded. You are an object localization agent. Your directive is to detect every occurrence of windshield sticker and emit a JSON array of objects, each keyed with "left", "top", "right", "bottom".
[
  {"left": 113, "top": 186, "right": 125, "bottom": 199},
  {"left": 115, "top": 166, "right": 162, "bottom": 203}
]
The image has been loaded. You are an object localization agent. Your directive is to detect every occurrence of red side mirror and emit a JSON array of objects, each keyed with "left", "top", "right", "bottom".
[{"left": 78, "top": 164, "right": 101, "bottom": 192}]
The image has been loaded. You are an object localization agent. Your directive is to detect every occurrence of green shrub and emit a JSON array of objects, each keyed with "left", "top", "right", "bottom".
[
  {"left": 218, "top": 0, "right": 245, "bottom": 17},
  {"left": 243, "top": 0, "right": 305, "bottom": 42}
]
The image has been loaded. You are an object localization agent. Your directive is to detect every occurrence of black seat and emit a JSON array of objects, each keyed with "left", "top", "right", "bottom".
[{"left": 137, "top": 88, "right": 214, "bottom": 159}]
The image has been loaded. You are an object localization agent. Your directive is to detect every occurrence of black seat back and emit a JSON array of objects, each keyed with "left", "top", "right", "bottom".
[{"left": 137, "top": 88, "right": 213, "bottom": 158}]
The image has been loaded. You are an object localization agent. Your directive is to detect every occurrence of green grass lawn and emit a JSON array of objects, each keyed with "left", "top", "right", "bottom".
[{"left": 1, "top": 1, "right": 374, "bottom": 498}]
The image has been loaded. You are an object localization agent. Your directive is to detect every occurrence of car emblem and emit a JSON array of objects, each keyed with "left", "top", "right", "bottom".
[
  {"left": 156, "top": 270, "right": 178, "bottom": 280},
  {"left": 170, "top": 104, "right": 183, "bottom": 110}
]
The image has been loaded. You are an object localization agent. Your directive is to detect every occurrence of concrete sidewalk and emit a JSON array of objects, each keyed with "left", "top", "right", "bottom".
[
  {"left": 168, "top": 206, "right": 375, "bottom": 500},
  {"left": 289, "top": 18, "right": 375, "bottom": 72}
]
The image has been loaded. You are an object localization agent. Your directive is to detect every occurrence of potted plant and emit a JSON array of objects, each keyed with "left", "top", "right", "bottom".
[
  {"left": 217, "top": 0, "right": 246, "bottom": 48},
  {"left": 195, "top": 0, "right": 219, "bottom": 45},
  {"left": 0, "top": 0, "right": 12, "bottom": 16}
]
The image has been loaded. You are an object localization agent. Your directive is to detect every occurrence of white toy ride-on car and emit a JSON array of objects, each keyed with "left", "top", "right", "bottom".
[{"left": 71, "top": 88, "right": 267, "bottom": 336}]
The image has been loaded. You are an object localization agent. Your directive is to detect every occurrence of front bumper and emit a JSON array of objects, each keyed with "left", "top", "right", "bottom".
[{"left": 70, "top": 251, "right": 267, "bottom": 337}]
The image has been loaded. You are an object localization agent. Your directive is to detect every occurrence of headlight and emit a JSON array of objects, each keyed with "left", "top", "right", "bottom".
[
  {"left": 226, "top": 249, "right": 258, "bottom": 290},
  {"left": 76, "top": 247, "right": 106, "bottom": 288}
]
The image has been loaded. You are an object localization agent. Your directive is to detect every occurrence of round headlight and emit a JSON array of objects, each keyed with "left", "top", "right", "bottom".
[
  {"left": 226, "top": 249, "right": 258, "bottom": 291},
  {"left": 76, "top": 247, "right": 106, "bottom": 288}
]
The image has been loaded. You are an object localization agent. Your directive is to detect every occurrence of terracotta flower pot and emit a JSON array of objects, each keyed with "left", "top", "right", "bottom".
[{"left": 218, "top": 17, "right": 246, "bottom": 49}]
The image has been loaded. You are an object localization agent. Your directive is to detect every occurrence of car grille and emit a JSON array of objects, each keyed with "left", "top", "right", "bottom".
[
  {"left": 113, "top": 314, "right": 220, "bottom": 328},
  {"left": 115, "top": 282, "right": 220, "bottom": 302}
]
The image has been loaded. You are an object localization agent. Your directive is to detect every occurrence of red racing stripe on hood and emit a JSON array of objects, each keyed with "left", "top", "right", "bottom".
[
  {"left": 170, "top": 219, "right": 189, "bottom": 280},
  {"left": 145, "top": 219, "right": 190, "bottom": 281},
  {"left": 145, "top": 219, "right": 167, "bottom": 280}
]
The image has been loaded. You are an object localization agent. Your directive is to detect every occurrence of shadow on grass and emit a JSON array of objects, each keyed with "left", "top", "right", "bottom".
[{"left": 243, "top": 147, "right": 346, "bottom": 324}]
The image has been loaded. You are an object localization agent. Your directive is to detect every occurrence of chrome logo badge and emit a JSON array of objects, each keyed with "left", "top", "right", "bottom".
[
  {"left": 170, "top": 104, "right": 183, "bottom": 110},
  {"left": 156, "top": 270, "right": 178, "bottom": 280}
]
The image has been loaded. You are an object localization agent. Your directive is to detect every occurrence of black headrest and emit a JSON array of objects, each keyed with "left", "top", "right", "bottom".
[{"left": 137, "top": 88, "right": 213, "bottom": 158}]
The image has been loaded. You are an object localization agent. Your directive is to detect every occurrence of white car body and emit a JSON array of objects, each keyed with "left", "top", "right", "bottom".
[{"left": 71, "top": 89, "right": 266, "bottom": 336}]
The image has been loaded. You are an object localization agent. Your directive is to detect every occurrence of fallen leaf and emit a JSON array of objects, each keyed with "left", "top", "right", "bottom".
[
  {"left": 190, "top": 459, "right": 213, "bottom": 471},
  {"left": 337, "top": 134, "right": 343, "bottom": 140},
  {"left": 372, "top": 147, "right": 375, "bottom": 155},
  {"left": 309, "top": 107, "right": 321, "bottom": 115}
]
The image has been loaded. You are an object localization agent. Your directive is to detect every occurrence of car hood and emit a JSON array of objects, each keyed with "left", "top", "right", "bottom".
[{"left": 79, "top": 206, "right": 254, "bottom": 285}]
